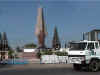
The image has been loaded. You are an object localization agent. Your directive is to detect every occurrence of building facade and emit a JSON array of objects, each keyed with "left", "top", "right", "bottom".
[{"left": 84, "top": 29, "right": 100, "bottom": 41}]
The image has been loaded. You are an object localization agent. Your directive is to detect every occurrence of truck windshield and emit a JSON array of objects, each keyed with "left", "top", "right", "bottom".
[{"left": 69, "top": 43, "right": 87, "bottom": 50}]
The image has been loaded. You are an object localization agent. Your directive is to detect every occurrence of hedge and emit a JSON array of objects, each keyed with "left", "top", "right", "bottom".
[{"left": 37, "top": 50, "right": 68, "bottom": 58}]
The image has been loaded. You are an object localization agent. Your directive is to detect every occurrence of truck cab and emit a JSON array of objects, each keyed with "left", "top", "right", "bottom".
[{"left": 68, "top": 40, "right": 100, "bottom": 71}]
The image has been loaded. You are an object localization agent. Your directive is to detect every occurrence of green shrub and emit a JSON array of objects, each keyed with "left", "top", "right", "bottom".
[
  {"left": 55, "top": 52, "right": 68, "bottom": 56},
  {"left": 37, "top": 50, "right": 68, "bottom": 58},
  {"left": 37, "top": 52, "right": 41, "bottom": 58}
]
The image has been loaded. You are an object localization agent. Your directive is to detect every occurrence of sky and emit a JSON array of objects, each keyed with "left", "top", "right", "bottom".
[
  {"left": 0, "top": 0, "right": 100, "bottom": 48},
  {"left": 1, "top": 0, "right": 100, "bottom": 1}
]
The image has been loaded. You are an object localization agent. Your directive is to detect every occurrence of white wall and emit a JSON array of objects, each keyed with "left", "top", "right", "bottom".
[
  {"left": 59, "top": 48, "right": 69, "bottom": 52},
  {"left": 41, "top": 55, "right": 68, "bottom": 64},
  {"left": 24, "top": 49, "right": 36, "bottom": 52}
]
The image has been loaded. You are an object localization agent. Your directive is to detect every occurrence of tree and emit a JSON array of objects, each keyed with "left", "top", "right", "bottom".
[
  {"left": 8, "top": 50, "right": 14, "bottom": 58},
  {"left": 52, "top": 26, "right": 61, "bottom": 50},
  {"left": 16, "top": 46, "right": 22, "bottom": 52},
  {"left": 24, "top": 43, "right": 37, "bottom": 48}
]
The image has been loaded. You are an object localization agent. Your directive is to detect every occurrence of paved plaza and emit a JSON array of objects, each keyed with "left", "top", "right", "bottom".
[{"left": 0, "top": 64, "right": 100, "bottom": 75}]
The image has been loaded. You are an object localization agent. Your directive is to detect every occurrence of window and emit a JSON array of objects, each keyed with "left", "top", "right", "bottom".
[
  {"left": 95, "top": 43, "right": 99, "bottom": 48},
  {"left": 87, "top": 43, "right": 94, "bottom": 50},
  {"left": 69, "top": 43, "right": 87, "bottom": 50}
]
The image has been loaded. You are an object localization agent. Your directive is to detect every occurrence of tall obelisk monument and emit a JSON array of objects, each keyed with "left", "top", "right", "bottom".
[{"left": 35, "top": 7, "right": 47, "bottom": 49}]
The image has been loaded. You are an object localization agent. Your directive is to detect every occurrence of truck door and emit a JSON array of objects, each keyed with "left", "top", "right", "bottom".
[
  {"left": 85, "top": 43, "right": 95, "bottom": 63},
  {"left": 87, "top": 43, "right": 95, "bottom": 55}
]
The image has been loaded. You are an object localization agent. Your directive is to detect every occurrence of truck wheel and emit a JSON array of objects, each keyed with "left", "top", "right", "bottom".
[
  {"left": 89, "top": 60, "right": 99, "bottom": 72},
  {"left": 73, "top": 64, "right": 81, "bottom": 70}
]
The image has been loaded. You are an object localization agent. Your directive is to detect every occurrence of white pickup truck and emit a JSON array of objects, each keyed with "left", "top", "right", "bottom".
[{"left": 68, "top": 40, "right": 100, "bottom": 72}]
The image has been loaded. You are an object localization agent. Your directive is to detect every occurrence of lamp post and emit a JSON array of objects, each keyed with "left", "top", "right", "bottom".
[{"left": 12, "top": 53, "right": 15, "bottom": 64}]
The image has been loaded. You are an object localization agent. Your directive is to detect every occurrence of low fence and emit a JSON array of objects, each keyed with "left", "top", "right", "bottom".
[
  {"left": 6, "top": 59, "right": 28, "bottom": 64},
  {"left": 41, "top": 55, "right": 68, "bottom": 64}
]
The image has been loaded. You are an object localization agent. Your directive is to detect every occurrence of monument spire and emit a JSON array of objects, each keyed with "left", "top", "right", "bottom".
[
  {"left": 52, "top": 26, "right": 61, "bottom": 50},
  {"left": 35, "top": 7, "right": 47, "bottom": 49},
  {"left": 1, "top": 32, "right": 9, "bottom": 51}
]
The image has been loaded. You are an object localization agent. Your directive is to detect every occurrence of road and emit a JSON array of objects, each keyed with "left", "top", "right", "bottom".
[{"left": 0, "top": 64, "right": 100, "bottom": 75}]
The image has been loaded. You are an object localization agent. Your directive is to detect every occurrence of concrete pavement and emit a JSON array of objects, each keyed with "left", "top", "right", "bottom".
[{"left": 0, "top": 64, "right": 100, "bottom": 75}]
